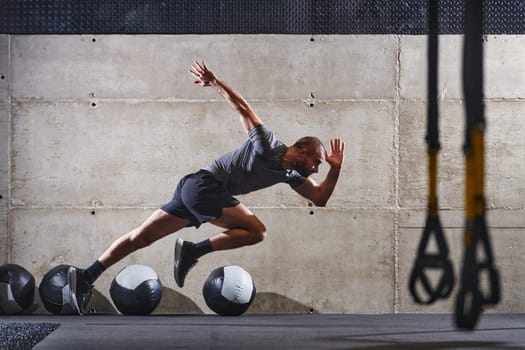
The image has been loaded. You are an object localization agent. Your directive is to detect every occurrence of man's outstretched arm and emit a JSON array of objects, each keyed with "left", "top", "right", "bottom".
[{"left": 189, "top": 60, "right": 262, "bottom": 133}]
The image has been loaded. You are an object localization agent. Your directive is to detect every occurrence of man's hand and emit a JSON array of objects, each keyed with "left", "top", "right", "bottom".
[
  {"left": 188, "top": 59, "right": 262, "bottom": 132},
  {"left": 293, "top": 138, "right": 345, "bottom": 207},
  {"left": 189, "top": 60, "right": 216, "bottom": 87},
  {"left": 326, "top": 138, "right": 345, "bottom": 169}
]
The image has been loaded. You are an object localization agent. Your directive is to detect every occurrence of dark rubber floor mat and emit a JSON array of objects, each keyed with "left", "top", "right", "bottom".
[{"left": 0, "top": 323, "right": 60, "bottom": 350}]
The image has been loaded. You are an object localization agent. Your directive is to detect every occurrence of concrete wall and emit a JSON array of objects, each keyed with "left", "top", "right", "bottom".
[
  {"left": 1, "top": 35, "right": 524, "bottom": 314},
  {"left": 1, "top": 35, "right": 9, "bottom": 266}
]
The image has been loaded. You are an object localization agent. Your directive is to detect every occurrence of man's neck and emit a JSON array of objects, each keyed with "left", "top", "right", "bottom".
[{"left": 281, "top": 147, "right": 296, "bottom": 170}]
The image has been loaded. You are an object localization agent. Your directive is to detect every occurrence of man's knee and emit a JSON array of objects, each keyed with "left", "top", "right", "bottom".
[{"left": 249, "top": 222, "right": 267, "bottom": 243}]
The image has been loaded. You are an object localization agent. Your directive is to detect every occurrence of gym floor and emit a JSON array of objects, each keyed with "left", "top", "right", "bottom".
[{"left": 1, "top": 313, "right": 524, "bottom": 349}]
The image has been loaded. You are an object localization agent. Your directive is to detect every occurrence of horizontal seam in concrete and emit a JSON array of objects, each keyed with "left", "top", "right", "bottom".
[
  {"left": 398, "top": 206, "right": 525, "bottom": 210},
  {"left": 10, "top": 205, "right": 525, "bottom": 210},
  {"left": 399, "top": 227, "right": 525, "bottom": 231},
  {"left": 10, "top": 97, "right": 525, "bottom": 104},
  {"left": 400, "top": 97, "right": 525, "bottom": 102},
  {"left": 8, "top": 205, "right": 402, "bottom": 211},
  {"left": 10, "top": 98, "right": 400, "bottom": 103}
]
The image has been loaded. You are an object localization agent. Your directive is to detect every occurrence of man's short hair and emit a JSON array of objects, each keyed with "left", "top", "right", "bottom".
[{"left": 292, "top": 136, "right": 326, "bottom": 156}]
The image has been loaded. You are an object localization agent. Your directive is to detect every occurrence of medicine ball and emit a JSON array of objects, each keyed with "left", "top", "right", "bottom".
[
  {"left": 0, "top": 264, "right": 35, "bottom": 314},
  {"left": 39, "top": 264, "right": 83, "bottom": 315},
  {"left": 110, "top": 264, "right": 163, "bottom": 315},
  {"left": 203, "top": 265, "right": 256, "bottom": 316}
]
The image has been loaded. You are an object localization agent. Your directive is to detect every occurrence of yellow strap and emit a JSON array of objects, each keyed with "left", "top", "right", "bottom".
[
  {"left": 428, "top": 147, "right": 439, "bottom": 218},
  {"left": 465, "top": 126, "right": 485, "bottom": 221}
]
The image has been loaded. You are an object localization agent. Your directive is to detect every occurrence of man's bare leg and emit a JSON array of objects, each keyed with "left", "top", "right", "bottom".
[
  {"left": 98, "top": 209, "right": 190, "bottom": 268},
  {"left": 72, "top": 210, "right": 189, "bottom": 314},
  {"left": 174, "top": 203, "right": 267, "bottom": 287},
  {"left": 208, "top": 204, "right": 267, "bottom": 250}
]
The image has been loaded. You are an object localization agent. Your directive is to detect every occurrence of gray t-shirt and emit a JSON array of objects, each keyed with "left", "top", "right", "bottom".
[{"left": 203, "top": 124, "right": 306, "bottom": 195}]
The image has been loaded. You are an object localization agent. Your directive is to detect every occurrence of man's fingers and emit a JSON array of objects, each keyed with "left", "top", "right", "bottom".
[
  {"left": 189, "top": 60, "right": 213, "bottom": 87},
  {"left": 191, "top": 62, "right": 204, "bottom": 74},
  {"left": 194, "top": 61, "right": 205, "bottom": 72},
  {"left": 189, "top": 68, "right": 200, "bottom": 76},
  {"left": 329, "top": 138, "right": 345, "bottom": 153}
]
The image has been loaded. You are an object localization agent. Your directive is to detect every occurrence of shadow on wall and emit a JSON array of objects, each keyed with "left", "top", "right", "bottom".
[
  {"left": 153, "top": 290, "right": 315, "bottom": 315},
  {"left": 43, "top": 288, "right": 203, "bottom": 315},
  {"left": 155, "top": 287, "right": 204, "bottom": 314},
  {"left": 28, "top": 289, "right": 311, "bottom": 315},
  {"left": 88, "top": 287, "right": 204, "bottom": 315},
  {"left": 88, "top": 289, "right": 117, "bottom": 314},
  {"left": 101, "top": 290, "right": 314, "bottom": 315},
  {"left": 248, "top": 292, "right": 317, "bottom": 314}
]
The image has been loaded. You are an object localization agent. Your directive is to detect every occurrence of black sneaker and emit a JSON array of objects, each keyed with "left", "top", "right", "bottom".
[
  {"left": 68, "top": 267, "right": 93, "bottom": 315},
  {"left": 174, "top": 238, "right": 198, "bottom": 288}
]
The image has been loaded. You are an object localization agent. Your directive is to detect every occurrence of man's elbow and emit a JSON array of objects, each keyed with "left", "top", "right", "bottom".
[
  {"left": 309, "top": 189, "right": 328, "bottom": 207},
  {"left": 313, "top": 198, "right": 328, "bottom": 207}
]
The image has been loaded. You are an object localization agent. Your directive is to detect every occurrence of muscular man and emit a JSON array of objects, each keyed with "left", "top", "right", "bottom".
[{"left": 70, "top": 60, "right": 344, "bottom": 315}]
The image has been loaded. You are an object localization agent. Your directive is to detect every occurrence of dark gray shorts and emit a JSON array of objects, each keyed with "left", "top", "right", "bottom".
[{"left": 160, "top": 170, "right": 240, "bottom": 228}]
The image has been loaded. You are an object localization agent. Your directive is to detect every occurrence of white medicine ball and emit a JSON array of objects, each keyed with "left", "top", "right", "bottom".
[
  {"left": 110, "top": 264, "right": 163, "bottom": 315},
  {"left": 202, "top": 265, "right": 256, "bottom": 316}
]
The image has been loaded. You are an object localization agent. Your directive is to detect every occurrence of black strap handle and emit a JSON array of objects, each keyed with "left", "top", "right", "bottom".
[
  {"left": 409, "top": 216, "right": 454, "bottom": 304},
  {"left": 455, "top": 216, "right": 500, "bottom": 329},
  {"left": 455, "top": 283, "right": 483, "bottom": 330},
  {"left": 456, "top": 0, "right": 500, "bottom": 330},
  {"left": 408, "top": 0, "right": 454, "bottom": 305}
]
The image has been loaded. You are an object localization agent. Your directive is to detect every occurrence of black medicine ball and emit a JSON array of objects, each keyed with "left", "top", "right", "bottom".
[
  {"left": 0, "top": 264, "right": 35, "bottom": 314},
  {"left": 203, "top": 265, "right": 256, "bottom": 316},
  {"left": 110, "top": 264, "right": 163, "bottom": 315},
  {"left": 39, "top": 264, "right": 81, "bottom": 315}
]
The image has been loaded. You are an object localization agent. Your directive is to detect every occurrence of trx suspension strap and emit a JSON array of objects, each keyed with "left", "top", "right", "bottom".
[
  {"left": 409, "top": 0, "right": 454, "bottom": 304},
  {"left": 455, "top": 0, "right": 500, "bottom": 330}
]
